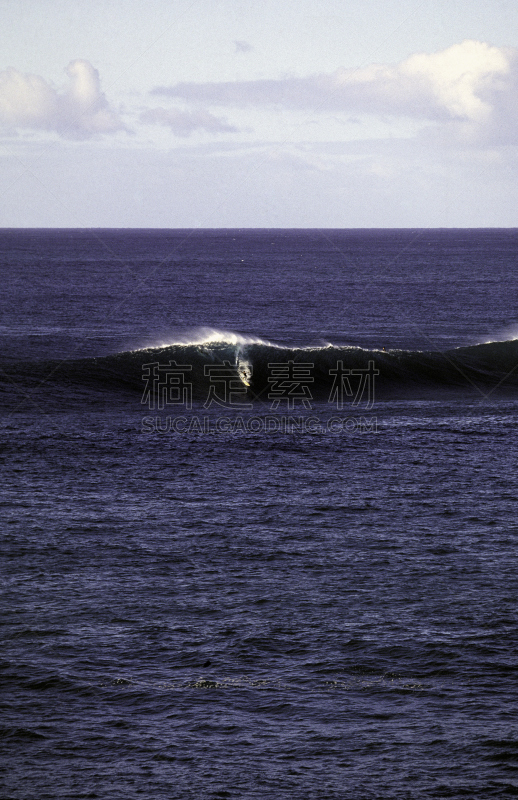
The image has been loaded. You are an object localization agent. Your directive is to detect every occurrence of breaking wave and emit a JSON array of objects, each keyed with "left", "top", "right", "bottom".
[{"left": 3, "top": 331, "right": 518, "bottom": 404}]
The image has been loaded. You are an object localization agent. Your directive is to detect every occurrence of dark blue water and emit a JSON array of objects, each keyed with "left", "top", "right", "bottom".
[{"left": 2, "top": 230, "right": 518, "bottom": 799}]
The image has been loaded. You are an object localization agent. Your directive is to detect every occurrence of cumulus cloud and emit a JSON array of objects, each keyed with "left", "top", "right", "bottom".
[
  {"left": 140, "top": 106, "right": 239, "bottom": 136},
  {"left": 0, "top": 60, "right": 125, "bottom": 137},
  {"left": 151, "top": 40, "right": 518, "bottom": 143}
]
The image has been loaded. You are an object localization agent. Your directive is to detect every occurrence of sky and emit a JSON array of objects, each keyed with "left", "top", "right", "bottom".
[{"left": 1, "top": 0, "right": 518, "bottom": 227}]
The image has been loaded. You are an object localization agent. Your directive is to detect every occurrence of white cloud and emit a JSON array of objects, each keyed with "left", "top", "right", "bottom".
[
  {"left": 0, "top": 60, "right": 125, "bottom": 137},
  {"left": 151, "top": 40, "right": 518, "bottom": 143},
  {"left": 332, "top": 40, "right": 510, "bottom": 122},
  {"left": 139, "top": 106, "right": 238, "bottom": 136}
]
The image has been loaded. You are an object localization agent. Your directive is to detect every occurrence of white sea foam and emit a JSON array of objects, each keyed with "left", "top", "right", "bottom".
[
  {"left": 187, "top": 327, "right": 273, "bottom": 347},
  {"left": 133, "top": 327, "right": 274, "bottom": 351},
  {"left": 482, "top": 324, "right": 518, "bottom": 344}
]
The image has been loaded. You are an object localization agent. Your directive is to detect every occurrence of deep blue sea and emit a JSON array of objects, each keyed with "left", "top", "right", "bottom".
[{"left": 2, "top": 229, "right": 518, "bottom": 799}]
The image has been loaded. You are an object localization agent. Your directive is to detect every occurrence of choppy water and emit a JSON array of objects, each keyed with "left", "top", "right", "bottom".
[{"left": 2, "top": 229, "right": 518, "bottom": 799}]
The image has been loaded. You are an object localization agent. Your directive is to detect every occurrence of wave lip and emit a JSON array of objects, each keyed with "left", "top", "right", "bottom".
[{"left": 135, "top": 327, "right": 274, "bottom": 350}]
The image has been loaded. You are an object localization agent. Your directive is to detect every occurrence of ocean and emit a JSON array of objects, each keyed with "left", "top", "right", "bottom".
[{"left": 2, "top": 228, "right": 518, "bottom": 799}]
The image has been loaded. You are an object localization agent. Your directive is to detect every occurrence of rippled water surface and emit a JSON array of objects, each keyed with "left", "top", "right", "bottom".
[{"left": 2, "top": 229, "right": 518, "bottom": 799}]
